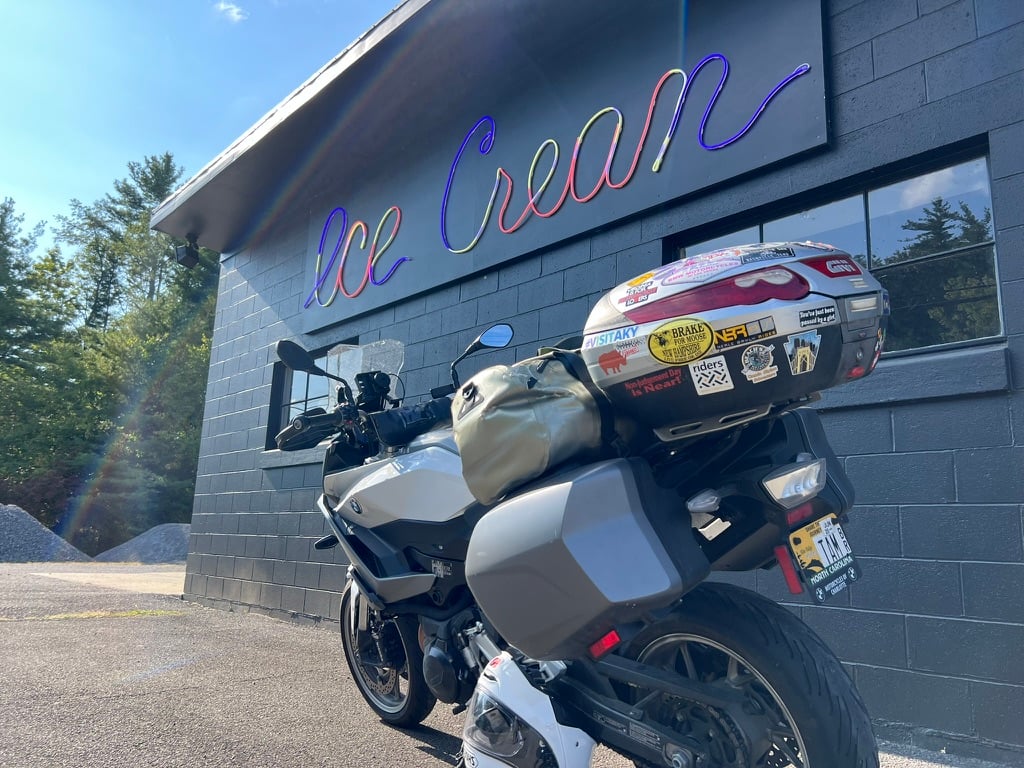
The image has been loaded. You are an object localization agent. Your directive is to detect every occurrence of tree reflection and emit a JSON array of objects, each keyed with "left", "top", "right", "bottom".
[{"left": 874, "top": 197, "right": 997, "bottom": 351}]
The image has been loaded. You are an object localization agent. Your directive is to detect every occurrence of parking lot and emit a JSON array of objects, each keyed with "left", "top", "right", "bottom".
[{"left": 0, "top": 563, "right": 1013, "bottom": 768}]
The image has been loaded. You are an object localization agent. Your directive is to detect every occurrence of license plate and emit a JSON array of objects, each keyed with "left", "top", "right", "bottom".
[{"left": 788, "top": 514, "right": 861, "bottom": 603}]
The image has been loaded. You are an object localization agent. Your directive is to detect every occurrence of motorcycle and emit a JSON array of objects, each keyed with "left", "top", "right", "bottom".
[{"left": 274, "top": 242, "right": 885, "bottom": 768}]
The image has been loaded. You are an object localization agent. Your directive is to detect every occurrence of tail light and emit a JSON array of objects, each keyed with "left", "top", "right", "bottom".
[
  {"left": 762, "top": 456, "right": 827, "bottom": 509},
  {"left": 623, "top": 267, "right": 810, "bottom": 324}
]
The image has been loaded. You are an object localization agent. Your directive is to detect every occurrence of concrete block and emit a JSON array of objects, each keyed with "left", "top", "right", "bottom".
[
  {"left": 956, "top": 447, "right": 1024, "bottom": 503},
  {"left": 833, "top": 65, "right": 927, "bottom": 134},
  {"left": 285, "top": 536, "right": 309, "bottom": 562},
  {"left": 829, "top": 0, "right": 917, "bottom": 53},
  {"left": 925, "top": 24, "right": 1024, "bottom": 102},
  {"left": 901, "top": 505, "right": 1023, "bottom": 561},
  {"left": 252, "top": 558, "right": 275, "bottom": 583},
  {"left": 855, "top": 666, "right": 972, "bottom": 734},
  {"left": 240, "top": 579, "right": 261, "bottom": 606},
  {"left": 206, "top": 577, "right": 224, "bottom": 600},
  {"left": 1005, "top": 280, "right": 1024, "bottom": 336},
  {"left": 226, "top": 536, "right": 246, "bottom": 557},
  {"left": 564, "top": 255, "right": 616, "bottom": 300},
  {"left": 831, "top": 42, "right": 874, "bottom": 95},
  {"left": 232, "top": 557, "right": 255, "bottom": 581},
  {"left": 541, "top": 239, "right": 590, "bottom": 274},
  {"left": 476, "top": 287, "right": 519, "bottom": 325},
  {"left": 591, "top": 221, "right": 643, "bottom": 259},
  {"left": 272, "top": 559, "right": 297, "bottom": 587},
  {"left": 260, "top": 583, "right": 282, "bottom": 610},
  {"left": 845, "top": 452, "right": 955, "bottom": 504},
  {"left": 498, "top": 257, "right": 541, "bottom": 289},
  {"left": 303, "top": 589, "right": 333, "bottom": 619},
  {"left": 801, "top": 606, "right": 907, "bottom": 666},
  {"left": 997, "top": 225, "right": 1024, "bottom": 283},
  {"left": 820, "top": 408, "right": 893, "bottom": 455},
  {"left": 319, "top": 564, "right": 347, "bottom": 592},
  {"left": 222, "top": 579, "right": 242, "bottom": 602},
  {"left": 298, "top": 512, "right": 326, "bottom": 537},
  {"left": 460, "top": 272, "right": 499, "bottom": 301},
  {"left": 849, "top": 557, "right": 962, "bottom": 617},
  {"left": 441, "top": 300, "right": 478, "bottom": 335},
  {"left": 614, "top": 242, "right": 661, "bottom": 284},
  {"left": 281, "top": 586, "right": 305, "bottom": 614},
  {"left": 908, "top": 615, "right": 1024, "bottom": 683},
  {"left": 991, "top": 121, "right": 1024, "bottom": 181},
  {"left": 872, "top": 0, "right": 975, "bottom": 78},
  {"left": 393, "top": 295, "right": 426, "bottom": 321},
  {"left": 538, "top": 297, "right": 590, "bottom": 339},
  {"left": 976, "top": 0, "right": 1024, "bottom": 35},
  {"left": 517, "top": 273, "right": 563, "bottom": 313},
  {"left": 993, "top": 173, "right": 1024, "bottom": 233},
  {"left": 971, "top": 680, "right": 1024, "bottom": 745},
  {"left": 294, "top": 562, "right": 321, "bottom": 590},
  {"left": 843, "top": 506, "right": 901, "bottom": 557},
  {"left": 892, "top": 396, "right": 1012, "bottom": 451},
  {"left": 962, "top": 562, "right": 1024, "bottom": 622}
]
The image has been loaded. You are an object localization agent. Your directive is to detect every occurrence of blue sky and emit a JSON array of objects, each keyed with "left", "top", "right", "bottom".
[{"left": 0, "top": 1, "right": 397, "bottom": 251}]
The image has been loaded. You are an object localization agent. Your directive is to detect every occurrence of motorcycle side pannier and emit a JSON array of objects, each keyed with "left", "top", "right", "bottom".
[
  {"left": 465, "top": 458, "right": 710, "bottom": 660},
  {"left": 452, "top": 352, "right": 605, "bottom": 505}
]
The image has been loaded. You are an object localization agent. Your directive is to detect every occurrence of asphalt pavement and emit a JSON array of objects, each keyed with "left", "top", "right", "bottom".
[{"left": 0, "top": 562, "right": 1016, "bottom": 768}]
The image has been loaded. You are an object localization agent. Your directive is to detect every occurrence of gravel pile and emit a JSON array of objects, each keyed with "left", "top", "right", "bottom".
[
  {"left": 94, "top": 523, "right": 190, "bottom": 563},
  {"left": 0, "top": 504, "right": 92, "bottom": 562}
]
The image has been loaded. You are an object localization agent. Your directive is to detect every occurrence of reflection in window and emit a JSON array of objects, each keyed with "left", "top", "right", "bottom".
[
  {"left": 683, "top": 226, "right": 760, "bottom": 257},
  {"left": 678, "top": 156, "right": 1000, "bottom": 355},
  {"left": 764, "top": 196, "right": 867, "bottom": 267},
  {"left": 283, "top": 357, "right": 330, "bottom": 425},
  {"left": 868, "top": 158, "right": 996, "bottom": 352}
]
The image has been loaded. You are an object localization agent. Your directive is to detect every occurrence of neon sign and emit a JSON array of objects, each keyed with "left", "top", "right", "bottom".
[
  {"left": 304, "top": 52, "right": 812, "bottom": 309},
  {"left": 440, "top": 54, "right": 810, "bottom": 254},
  {"left": 303, "top": 205, "right": 408, "bottom": 308}
]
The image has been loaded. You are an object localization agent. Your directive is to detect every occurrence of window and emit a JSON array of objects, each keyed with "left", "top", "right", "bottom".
[
  {"left": 267, "top": 337, "right": 358, "bottom": 450},
  {"left": 681, "top": 157, "right": 999, "bottom": 354}
]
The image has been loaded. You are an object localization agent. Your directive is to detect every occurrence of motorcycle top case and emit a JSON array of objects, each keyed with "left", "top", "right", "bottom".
[
  {"left": 465, "top": 458, "right": 710, "bottom": 661},
  {"left": 582, "top": 242, "right": 889, "bottom": 441}
]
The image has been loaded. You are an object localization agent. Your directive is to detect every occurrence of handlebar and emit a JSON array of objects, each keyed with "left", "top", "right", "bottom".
[{"left": 290, "top": 410, "right": 346, "bottom": 432}]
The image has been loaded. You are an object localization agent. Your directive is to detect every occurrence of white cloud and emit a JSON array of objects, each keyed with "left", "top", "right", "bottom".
[
  {"left": 898, "top": 167, "right": 955, "bottom": 209},
  {"left": 215, "top": 1, "right": 249, "bottom": 23}
]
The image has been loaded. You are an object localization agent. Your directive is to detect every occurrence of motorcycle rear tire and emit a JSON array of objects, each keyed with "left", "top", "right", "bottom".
[
  {"left": 340, "top": 586, "right": 436, "bottom": 727},
  {"left": 624, "top": 582, "right": 879, "bottom": 768}
]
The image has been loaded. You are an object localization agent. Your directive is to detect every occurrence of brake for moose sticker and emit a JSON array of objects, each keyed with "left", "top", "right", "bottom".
[{"left": 648, "top": 318, "right": 714, "bottom": 365}]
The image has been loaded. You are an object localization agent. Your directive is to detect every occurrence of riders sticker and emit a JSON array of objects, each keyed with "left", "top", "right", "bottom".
[
  {"left": 616, "top": 280, "right": 658, "bottom": 307},
  {"left": 713, "top": 315, "right": 776, "bottom": 350},
  {"left": 648, "top": 318, "right": 714, "bottom": 365},
  {"left": 784, "top": 330, "right": 820, "bottom": 375},
  {"left": 740, "top": 344, "right": 779, "bottom": 383},
  {"left": 687, "top": 355, "right": 734, "bottom": 395},
  {"left": 798, "top": 305, "right": 837, "bottom": 328}
]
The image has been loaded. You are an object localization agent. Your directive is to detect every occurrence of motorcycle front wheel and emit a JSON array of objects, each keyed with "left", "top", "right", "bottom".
[
  {"left": 624, "top": 582, "right": 879, "bottom": 768},
  {"left": 339, "top": 585, "right": 436, "bottom": 727}
]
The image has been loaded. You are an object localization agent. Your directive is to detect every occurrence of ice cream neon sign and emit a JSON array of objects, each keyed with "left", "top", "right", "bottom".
[
  {"left": 304, "top": 53, "right": 811, "bottom": 307},
  {"left": 441, "top": 53, "right": 810, "bottom": 254}
]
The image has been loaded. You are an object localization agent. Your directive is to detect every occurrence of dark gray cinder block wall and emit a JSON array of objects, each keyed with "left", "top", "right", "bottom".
[{"left": 183, "top": 0, "right": 1024, "bottom": 762}]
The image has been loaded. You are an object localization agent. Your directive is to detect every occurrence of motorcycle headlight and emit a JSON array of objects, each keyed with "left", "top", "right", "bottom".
[
  {"left": 762, "top": 456, "right": 827, "bottom": 509},
  {"left": 463, "top": 690, "right": 525, "bottom": 758}
]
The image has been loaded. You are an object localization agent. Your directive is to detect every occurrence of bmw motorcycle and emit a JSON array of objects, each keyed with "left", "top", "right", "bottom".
[{"left": 274, "top": 242, "right": 885, "bottom": 768}]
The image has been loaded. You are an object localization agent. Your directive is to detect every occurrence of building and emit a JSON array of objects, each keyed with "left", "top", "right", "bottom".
[{"left": 151, "top": 0, "right": 1024, "bottom": 762}]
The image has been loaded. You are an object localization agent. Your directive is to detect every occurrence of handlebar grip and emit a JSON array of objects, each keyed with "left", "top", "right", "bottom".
[
  {"left": 292, "top": 411, "right": 343, "bottom": 431},
  {"left": 430, "top": 383, "right": 456, "bottom": 398}
]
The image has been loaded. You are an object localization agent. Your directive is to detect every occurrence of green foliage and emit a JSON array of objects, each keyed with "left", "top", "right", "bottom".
[{"left": 0, "top": 154, "right": 218, "bottom": 556}]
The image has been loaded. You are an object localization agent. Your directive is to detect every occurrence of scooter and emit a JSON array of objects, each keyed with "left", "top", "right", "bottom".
[{"left": 274, "top": 241, "right": 885, "bottom": 768}]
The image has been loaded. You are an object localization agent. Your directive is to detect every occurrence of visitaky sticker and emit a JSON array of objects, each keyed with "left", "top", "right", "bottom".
[{"left": 648, "top": 318, "right": 714, "bottom": 365}]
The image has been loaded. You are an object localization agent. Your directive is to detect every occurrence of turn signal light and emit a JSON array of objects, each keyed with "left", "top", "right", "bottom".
[{"left": 623, "top": 268, "right": 810, "bottom": 324}]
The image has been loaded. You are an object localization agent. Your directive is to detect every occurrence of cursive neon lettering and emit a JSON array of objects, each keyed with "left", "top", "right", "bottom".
[
  {"left": 440, "top": 55, "right": 811, "bottom": 254},
  {"left": 303, "top": 205, "right": 407, "bottom": 309}
]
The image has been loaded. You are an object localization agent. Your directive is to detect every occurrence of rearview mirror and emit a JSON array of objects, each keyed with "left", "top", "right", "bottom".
[
  {"left": 479, "top": 323, "right": 514, "bottom": 349},
  {"left": 276, "top": 340, "right": 322, "bottom": 374}
]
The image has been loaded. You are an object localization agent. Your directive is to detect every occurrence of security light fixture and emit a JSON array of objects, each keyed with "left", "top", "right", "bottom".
[{"left": 174, "top": 234, "right": 200, "bottom": 268}]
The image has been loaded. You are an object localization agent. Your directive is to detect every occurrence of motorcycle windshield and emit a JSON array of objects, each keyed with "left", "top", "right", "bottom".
[{"left": 324, "top": 339, "right": 405, "bottom": 407}]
